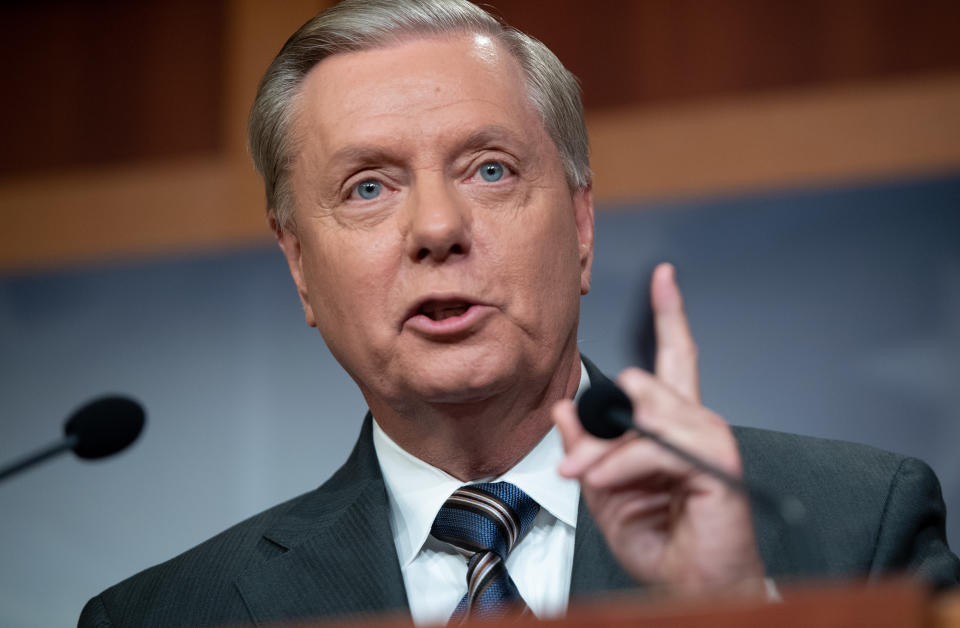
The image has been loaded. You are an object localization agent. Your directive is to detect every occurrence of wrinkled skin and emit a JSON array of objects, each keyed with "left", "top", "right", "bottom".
[{"left": 276, "top": 33, "right": 593, "bottom": 479}]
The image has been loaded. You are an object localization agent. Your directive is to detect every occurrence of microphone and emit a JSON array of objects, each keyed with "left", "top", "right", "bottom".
[
  {"left": 0, "top": 395, "right": 145, "bottom": 483},
  {"left": 578, "top": 378, "right": 806, "bottom": 525}
]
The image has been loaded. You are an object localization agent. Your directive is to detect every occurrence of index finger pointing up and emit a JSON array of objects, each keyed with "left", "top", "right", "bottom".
[{"left": 651, "top": 263, "right": 700, "bottom": 403}]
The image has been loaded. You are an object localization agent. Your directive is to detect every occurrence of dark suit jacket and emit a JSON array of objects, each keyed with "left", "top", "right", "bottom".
[{"left": 79, "top": 364, "right": 959, "bottom": 627}]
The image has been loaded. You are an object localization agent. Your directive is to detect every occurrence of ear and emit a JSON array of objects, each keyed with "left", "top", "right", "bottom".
[
  {"left": 271, "top": 211, "right": 317, "bottom": 328},
  {"left": 573, "top": 185, "right": 595, "bottom": 295}
]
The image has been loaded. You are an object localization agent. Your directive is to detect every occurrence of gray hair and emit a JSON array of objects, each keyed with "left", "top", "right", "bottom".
[{"left": 248, "top": 0, "right": 590, "bottom": 230}]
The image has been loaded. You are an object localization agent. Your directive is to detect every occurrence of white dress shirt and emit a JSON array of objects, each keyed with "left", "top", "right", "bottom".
[{"left": 372, "top": 365, "right": 590, "bottom": 625}]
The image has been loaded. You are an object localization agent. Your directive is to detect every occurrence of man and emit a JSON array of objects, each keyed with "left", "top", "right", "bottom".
[{"left": 79, "top": 1, "right": 958, "bottom": 626}]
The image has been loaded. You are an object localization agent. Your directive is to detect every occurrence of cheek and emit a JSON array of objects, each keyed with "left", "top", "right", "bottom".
[
  {"left": 531, "top": 204, "right": 582, "bottom": 275},
  {"left": 502, "top": 202, "right": 583, "bottom": 308},
  {"left": 303, "top": 230, "right": 399, "bottom": 330}
]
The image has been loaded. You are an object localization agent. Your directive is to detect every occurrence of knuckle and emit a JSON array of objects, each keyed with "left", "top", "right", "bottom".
[
  {"left": 697, "top": 408, "right": 731, "bottom": 434},
  {"left": 617, "top": 367, "right": 652, "bottom": 391}
]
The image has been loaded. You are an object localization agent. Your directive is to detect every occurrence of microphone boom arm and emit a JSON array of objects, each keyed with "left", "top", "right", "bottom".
[{"left": 0, "top": 434, "right": 79, "bottom": 483}]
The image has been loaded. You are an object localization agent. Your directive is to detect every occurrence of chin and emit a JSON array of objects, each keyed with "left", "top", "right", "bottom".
[
  {"left": 412, "top": 368, "right": 510, "bottom": 404},
  {"left": 400, "top": 348, "right": 521, "bottom": 404}
]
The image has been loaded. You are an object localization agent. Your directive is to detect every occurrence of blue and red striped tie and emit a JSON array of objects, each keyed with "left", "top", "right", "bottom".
[{"left": 431, "top": 482, "right": 540, "bottom": 622}]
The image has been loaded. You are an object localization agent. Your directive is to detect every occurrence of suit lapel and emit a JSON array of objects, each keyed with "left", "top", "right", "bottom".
[
  {"left": 235, "top": 416, "right": 410, "bottom": 624},
  {"left": 570, "top": 495, "right": 638, "bottom": 597},
  {"left": 570, "top": 357, "right": 639, "bottom": 598},
  {"left": 236, "top": 358, "right": 641, "bottom": 623}
]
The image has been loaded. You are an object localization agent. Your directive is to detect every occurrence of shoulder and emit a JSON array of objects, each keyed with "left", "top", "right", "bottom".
[
  {"left": 80, "top": 417, "right": 382, "bottom": 626},
  {"left": 732, "top": 425, "right": 926, "bottom": 526},
  {"left": 80, "top": 490, "right": 313, "bottom": 627},
  {"left": 733, "top": 426, "right": 958, "bottom": 586},
  {"left": 732, "top": 425, "right": 910, "bottom": 484}
]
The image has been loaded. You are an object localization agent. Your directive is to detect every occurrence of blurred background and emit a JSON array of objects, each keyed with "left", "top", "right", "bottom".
[{"left": 1, "top": 1, "right": 958, "bottom": 625}]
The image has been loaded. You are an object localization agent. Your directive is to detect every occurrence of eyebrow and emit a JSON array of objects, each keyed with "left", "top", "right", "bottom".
[
  {"left": 452, "top": 124, "right": 525, "bottom": 157},
  {"left": 325, "top": 124, "right": 527, "bottom": 172},
  {"left": 326, "top": 145, "right": 400, "bottom": 171}
]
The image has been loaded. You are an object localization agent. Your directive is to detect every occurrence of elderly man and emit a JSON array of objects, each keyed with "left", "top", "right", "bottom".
[{"left": 80, "top": 1, "right": 958, "bottom": 626}]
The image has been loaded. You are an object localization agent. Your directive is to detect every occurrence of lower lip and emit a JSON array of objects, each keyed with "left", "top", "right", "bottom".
[{"left": 404, "top": 304, "right": 494, "bottom": 338}]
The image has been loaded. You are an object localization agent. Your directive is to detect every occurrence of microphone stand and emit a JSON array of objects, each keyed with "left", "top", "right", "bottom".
[{"left": 0, "top": 434, "right": 79, "bottom": 483}]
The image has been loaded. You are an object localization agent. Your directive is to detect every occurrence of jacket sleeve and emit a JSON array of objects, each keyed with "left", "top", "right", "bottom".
[{"left": 870, "top": 457, "right": 960, "bottom": 589}]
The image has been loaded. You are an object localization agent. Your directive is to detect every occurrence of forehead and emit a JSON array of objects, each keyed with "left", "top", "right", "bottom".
[{"left": 291, "top": 33, "right": 546, "bottom": 161}]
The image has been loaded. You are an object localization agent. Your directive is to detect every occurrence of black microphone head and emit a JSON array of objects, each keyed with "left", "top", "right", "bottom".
[
  {"left": 63, "top": 396, "right": 145, "bottom": 460},
  {"left": 578, "top": 379, "right": 634, "bottom": 439}
]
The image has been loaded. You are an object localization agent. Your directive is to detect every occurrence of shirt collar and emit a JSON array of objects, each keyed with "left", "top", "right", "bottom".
[{"left": 372, "top": 360, "right": 590, "bottom": 567}]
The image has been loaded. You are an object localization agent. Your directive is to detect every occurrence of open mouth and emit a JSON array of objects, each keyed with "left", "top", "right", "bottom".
[{"left": 419, "top": 301, "right": 471, "bottom": 321}]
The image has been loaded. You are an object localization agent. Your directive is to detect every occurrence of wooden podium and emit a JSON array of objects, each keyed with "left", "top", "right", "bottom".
[
  {"left": 294, "top": 581, "right": 960, "bottom": 628},
  {"left": 556, "top": 581, "right": 960, "bottom": 628}
]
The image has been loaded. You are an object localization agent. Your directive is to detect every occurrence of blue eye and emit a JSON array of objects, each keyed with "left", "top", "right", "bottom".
[
  {"left": 478, "top": 161, "right": 504, "bottom": 182},
  {"left": 354, "top": 180, "right": 381, "bottom": 200}
]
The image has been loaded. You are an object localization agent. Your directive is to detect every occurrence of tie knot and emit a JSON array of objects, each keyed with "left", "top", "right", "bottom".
[{"left": 431, "top": 482, "right": 540, "bottom": 559}]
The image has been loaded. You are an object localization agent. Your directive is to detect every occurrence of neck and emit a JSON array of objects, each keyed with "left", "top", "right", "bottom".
[{"left": 368, "top": 350, "right": 582, "bottom": 481}]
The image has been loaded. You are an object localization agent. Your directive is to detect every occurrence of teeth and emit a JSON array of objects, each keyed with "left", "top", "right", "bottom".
[{"left": 421, "top": 303, "right": 470, "bottom": 321}]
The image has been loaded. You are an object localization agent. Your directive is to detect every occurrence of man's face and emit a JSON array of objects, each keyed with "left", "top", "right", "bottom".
[{"left": 279, "top": 33, "right": 594, "bottom": 411}]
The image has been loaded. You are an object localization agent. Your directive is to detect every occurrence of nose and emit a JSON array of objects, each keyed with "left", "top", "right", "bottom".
[{"left": 405, "top": 177, "right": 472, "bottom": 263}]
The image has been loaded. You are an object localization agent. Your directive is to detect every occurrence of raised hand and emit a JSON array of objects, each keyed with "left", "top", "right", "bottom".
[{"left": 553, "top": 263, "right": 767, "bottom": 596}]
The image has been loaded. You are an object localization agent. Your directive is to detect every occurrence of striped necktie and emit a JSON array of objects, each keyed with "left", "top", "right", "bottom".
[{"left": 430, "top": 482, "right": 540, "bottom": 621}]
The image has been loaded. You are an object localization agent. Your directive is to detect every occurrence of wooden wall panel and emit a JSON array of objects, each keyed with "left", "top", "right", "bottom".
[
  {"left": 588, "top": 74, "right": 960, "bottom": 203},
  {"left": 496, "top": 0, "right": 960, "bottom": 109},
  {"left": 1, "top": 0, "right": 958, "bottom": 271},
  {"left": 0, "top": 0, "right": 226, "bottom": 176}
]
